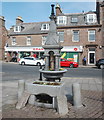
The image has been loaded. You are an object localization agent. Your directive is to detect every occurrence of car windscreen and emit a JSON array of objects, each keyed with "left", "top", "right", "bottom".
[{"left": 24, "top": 58, "right": 34, "bottom": 60}]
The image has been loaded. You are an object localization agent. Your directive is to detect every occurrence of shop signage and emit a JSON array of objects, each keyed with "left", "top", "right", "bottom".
[
  {"left": 74, "top": 48, "right": 78, "bottom": 51},
  {"left": 61, "top": 46, "right": 83, "bottom": 52},
  {"left": 33, "top": 48, "right": 44, "bottom": 51},
  {"left": 5, "top": 46, "right": 83, "bottom": 52}
]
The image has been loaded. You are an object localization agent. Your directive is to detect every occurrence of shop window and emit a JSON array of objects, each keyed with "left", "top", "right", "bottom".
[
  {"left": 12, "top": 37, "right": 16, "bottom": 45},
  {"left": 41, "top": 24, "right": 49, "bottom": 30},
  {"left": 42, "top": 36, "right": 47, "bottom": 45},
  {"left": 57, "top": 31, "right": 64, "bottom": 42},
  {"left": 57, "top": 16, "right": 67, "bottom": 25},
  {"left": 27, "top": 36, "right": 31, "bottom": 45},
  {"left": 88, "top": 30, "right": 95, "bottom": 42},
  {"left": 72, "top": 30, "right": 79, "bottom": 42}
]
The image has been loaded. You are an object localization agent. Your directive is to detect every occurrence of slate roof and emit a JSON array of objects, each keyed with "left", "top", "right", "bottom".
[
  {"left": 9, "top": 21, "right": 50, "bottom": 35},
  {"left": 9, "top": 11, "right": 99, "bottom": 36},
  {"left": 57, "top": 11, "right": 98, "bottom": 27}
]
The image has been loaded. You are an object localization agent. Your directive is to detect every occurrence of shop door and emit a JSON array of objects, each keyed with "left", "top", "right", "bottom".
[{"left": 88, "top": 51, "right": 95, "bottom": 65}]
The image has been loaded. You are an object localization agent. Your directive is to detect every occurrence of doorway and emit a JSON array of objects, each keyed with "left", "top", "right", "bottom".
[{"left": 88, "top": 51, "right": 95, "bottom": 65}]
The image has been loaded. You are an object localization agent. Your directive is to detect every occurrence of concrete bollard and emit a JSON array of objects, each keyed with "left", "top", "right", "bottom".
[
  {"left": 72, "top": 83, "right": 82, "bottom": 108},
  {"left": 52, "top": 97, "right": 57, "bottom": 108},
  {"left": 28, "top": 95, "right": 36, "bottom": 105},
  {"left": 18, "top": 80, "right": 25, "bottom": 100}
]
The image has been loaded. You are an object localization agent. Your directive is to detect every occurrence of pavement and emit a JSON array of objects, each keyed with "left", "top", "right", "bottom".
[
  {"left": 1, "top": 75, "right": 103, "bottom": 119},
  {"left": 0, "top": 62, "right": 103, "bottom": 119}
]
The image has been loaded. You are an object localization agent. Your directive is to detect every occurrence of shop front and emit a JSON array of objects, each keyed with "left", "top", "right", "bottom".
[
  {"left": 5, "top": 46, "right": 83, "bottom": 63},
  {"left": 61, "top": 46, "right": 83, "bottom": 63},
  {"left": 5, "top": 46, "right": 44, "bottom": 62}
]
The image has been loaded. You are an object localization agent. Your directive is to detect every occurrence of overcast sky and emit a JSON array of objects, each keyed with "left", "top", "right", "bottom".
[{"left": 1, "top": 1, "right": 96, "bottom": 29}]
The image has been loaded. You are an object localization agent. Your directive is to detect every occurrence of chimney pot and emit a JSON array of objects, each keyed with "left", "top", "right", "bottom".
[
  {"left": 55, "top": 3, "right": 62, "bottom": 15},
  {"left": 0, "top": 16, "right": 5, "bottom": 26},
  {"left": 16, "top": 16, "right": 23, "bottom": 25}
]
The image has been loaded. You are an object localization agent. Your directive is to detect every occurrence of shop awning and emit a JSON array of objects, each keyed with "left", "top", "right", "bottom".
[{"left": 5, "top": 46, "right": 83, "bottom": 52}]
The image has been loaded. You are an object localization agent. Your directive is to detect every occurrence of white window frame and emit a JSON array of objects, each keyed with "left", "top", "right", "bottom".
[
  {"left": 57, "top": 16, "right": 67, "bottom": 25},
  {"left": 71, "top": 17, "right": 78, "bottom": 23},
  {"left": 27, "top": 36, "right": 31, "bottom": 46},
  {"left": 57, "top": 31, "right": 64, "bottom": 42},
  {"left": 87, "top": 14, "right": 97, "bottom": 23},
  {"left": 14, "top": 26, "right": 21, "bottom": 32},
  {"left": 72, "top": 30, "right": 80, "bottom": 42},
  {"left": 12, "top": 37, "right": 16, "bottom": 45},
  {"left": 88, "top": 30, "right": 96, "bottom": 42},
  {"left": 42, "top": 36, "right": 47, "bottom": 45},
  {"left": 41, "top": 24, "right": 49, "bottom": 30}
]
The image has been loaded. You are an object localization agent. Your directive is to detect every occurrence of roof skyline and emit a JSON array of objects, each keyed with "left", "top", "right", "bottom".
[{"left": 2, "top": 2, "right": 96, "bottom": 30}]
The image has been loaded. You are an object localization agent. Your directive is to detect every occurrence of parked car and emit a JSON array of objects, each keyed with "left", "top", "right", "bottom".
[
  {"left": 60, "top": 58, "right": 78, "bottom": 68},
  {"left": 96, "top": 59, "right": 104, "bottom": 69},
  {"left": 19, "top": 57, "right": 45, "bottom": 66}
]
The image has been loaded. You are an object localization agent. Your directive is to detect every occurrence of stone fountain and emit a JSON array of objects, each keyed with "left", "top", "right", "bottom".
[
  {"left": 40, "top": 4, "right": 67, "bottom": 81},
  {"left": 16, "top": 4, "right": 69, "bottom": 116}
]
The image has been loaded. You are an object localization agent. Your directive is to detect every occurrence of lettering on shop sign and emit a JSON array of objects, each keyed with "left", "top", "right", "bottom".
[
  {"left": 74, "top": 48, "right": 78, "bottom": 51},
  {"left": 33, "top": 48, "right": 44, "bottom": 51}
]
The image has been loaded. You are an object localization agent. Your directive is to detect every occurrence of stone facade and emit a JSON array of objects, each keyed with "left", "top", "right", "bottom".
[
  {"left": 101, "top": 1, "right": 104, "bottom": 58},
  {"left": 0, "top": 16, "right": 8, "bottom": 60}
]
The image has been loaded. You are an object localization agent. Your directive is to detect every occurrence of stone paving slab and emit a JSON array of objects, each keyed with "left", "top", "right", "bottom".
[
  {"left": 62, "top": 77, "right": 102, "bottom": 92},
  {"left": 1, "top": 77, "right": 103, "bottom": 107},
  {"left": 2, "top": 90, "right": 103, "bottom": 118},
  {"left": 1, "top": 77, "right": 103, "bottom": 119}
]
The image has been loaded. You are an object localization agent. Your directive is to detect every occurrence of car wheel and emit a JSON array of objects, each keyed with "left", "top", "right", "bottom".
[
  {"left": 70, "top": 64, "right": 74, "bottom": 68},
  {"left": 100, "top": 64, "right": 104, "bottom": 69},
  {"left": 21, "top": 62, "right": 25, "bottom": 65},
  {"left": 37, "top": 62, "right": 41, "bottom": 66}
]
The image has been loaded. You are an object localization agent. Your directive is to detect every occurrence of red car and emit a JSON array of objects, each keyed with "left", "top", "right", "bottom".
[{"left": 60, "top": 58, "right": 78, "bottom": 68}]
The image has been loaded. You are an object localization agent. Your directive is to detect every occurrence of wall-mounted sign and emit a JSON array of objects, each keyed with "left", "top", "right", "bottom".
[
  {"left": 33, "top": 48, "right": 44, "bottom": 51},
  {"left": 5, "top": 46, "right": 83, "bottom": 52},
  {"left": 74, "top": 48, "right": 78, "bottom": 51},
  {"left": 61, "top": 46, "right": 83, "bottom": 52}
]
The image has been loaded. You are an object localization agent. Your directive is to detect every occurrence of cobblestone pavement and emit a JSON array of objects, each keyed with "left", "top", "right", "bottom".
[{"left": 1, "top": 77, "right": 103, "bottom": 119}]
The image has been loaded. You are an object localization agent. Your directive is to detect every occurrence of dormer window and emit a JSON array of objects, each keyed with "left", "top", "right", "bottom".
[
  {"left": 41, "top": 24, "right": 49, "bottom": 30},
  {"left": 86, "top": 14, "right": 97, "bottom": 23},
  {"left": 57, "top": 16, "right": 67, "bottom": 25},
  {"left": 14, "top": 26, "right": 21, "bottom": 32},
  {"left": 71, "top": 17, "right": 78, "bottom": 23}
]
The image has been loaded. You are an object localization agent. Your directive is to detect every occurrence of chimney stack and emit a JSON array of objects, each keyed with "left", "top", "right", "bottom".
[
  {"left": 0, "top": 16, "right": 5, "bottom": 27},
  {"left": 16, "top": 16, "right": 23, "bottom": 25},
  {"left": 55, "top": 3, "right": 62, "bottom": 15}
]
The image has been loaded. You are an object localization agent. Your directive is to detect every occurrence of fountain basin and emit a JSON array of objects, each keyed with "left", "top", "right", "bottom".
[{"left": 39, "top": 69, "right": 67, "bottom": 81}]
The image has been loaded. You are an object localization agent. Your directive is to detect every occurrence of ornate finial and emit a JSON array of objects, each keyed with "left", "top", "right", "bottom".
[
  {"left": 51, "top": 4, "right": 55, "bottom": 16},
  {"left": 50, "top": 4, "right": 56, "bottom": 21}
]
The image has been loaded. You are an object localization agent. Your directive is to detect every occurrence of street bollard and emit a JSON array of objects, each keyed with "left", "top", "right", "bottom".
[
  {"left": 18, "top": 80, "right": 25, "bottom": 100},
  {"left": 39, "top": 65, "right": 43, "bottom": 81},
  {"left": 28, "top": 95, "right": 36, "bottom": 105},
  {"left": 72, "top": 83, "right": 83, "bottom": 108}
]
